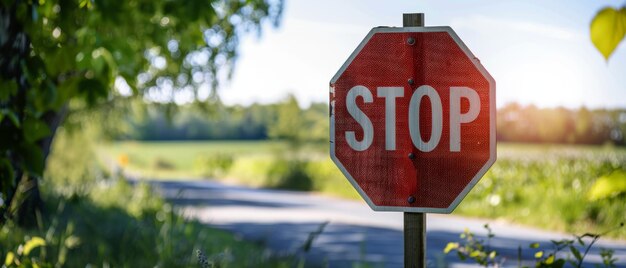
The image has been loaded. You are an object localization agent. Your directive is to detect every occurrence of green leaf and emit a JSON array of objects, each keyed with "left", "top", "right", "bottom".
[
  {"left": 4, "top": 251, "right": 15, "bottom": 266},
  {"left": 78, "top": 78, "right": 107, "bottom": 106},
  {"left": 457, "top": 251, "right": 466, "bottom": 261},
  {"left": 590, "top": 7, "right": 626, "bottom": 60},
  {"left": 5, "top": 111, "right": 21, "bottom": 128},
  {"left": 545, "top": 254, "right": 555, "bottom": 265},
  {"left": 23, "top": 237, "right": 46, "bottom": 256},
  {"left": 19, "top": 142, "right": 45, "bottom": 177},
  {"left": 23, "top": 117, "right": 52, "bottom": 142},
  {"left": 64, "top": 235, "right": 81, "bottom": 248},
  {"left": 0, "top": 158, "right": 15, "bottom": 194},
  {"left": 0, "top": 79, "right": 18, "bottom": 101},
  {"left": 535, "top": 251, "right": 544, "bottom": 259},
  {"left": 530, "top": 242, "right": 540, "bottom": 249},
  {"left": 569, "top": 245, "right": 582, "bottom": 262},
  {"left": 553, "top": 259, "right": 566, "bottom": 268}
]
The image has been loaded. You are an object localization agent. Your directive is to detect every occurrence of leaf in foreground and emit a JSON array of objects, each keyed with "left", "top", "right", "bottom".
[{"left": 590, "top": 7, "right": 626, "bottom": 61}]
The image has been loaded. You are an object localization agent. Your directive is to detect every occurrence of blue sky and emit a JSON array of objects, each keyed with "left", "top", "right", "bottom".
[{"left": 218, "top": 0, "right": 626, "bottom": 108}]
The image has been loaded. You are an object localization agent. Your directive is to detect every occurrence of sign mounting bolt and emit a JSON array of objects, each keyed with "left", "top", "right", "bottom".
[
  {"left": 408, "top": 153, "right": 416, "bottom": 159},
  {"left": 408, "top": 78, "right": 414, "bottom": 85},
  {"left": 407, "top": 196, "right": 416, "bottom": 204},
  {"left": 407, "top": 37, "right": 415, "bottom": 45}
]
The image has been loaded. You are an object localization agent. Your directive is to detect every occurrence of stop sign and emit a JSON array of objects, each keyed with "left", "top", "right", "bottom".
[{"left": 330, "top": 26, "right": 495, "bottom": 213}]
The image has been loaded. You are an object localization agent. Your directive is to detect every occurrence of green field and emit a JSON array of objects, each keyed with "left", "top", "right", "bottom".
[{"left": 98, "top": 141, "right": 626, "bottom": 239}]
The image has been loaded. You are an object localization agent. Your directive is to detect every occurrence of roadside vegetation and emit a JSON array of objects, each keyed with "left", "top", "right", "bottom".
[
  {"left": 100, "top": 140, "right": 626, "bottom": 240},
  {"left": 444, "top": 223, "right": 623, "bottom": 267},
  {"left": 101, "top": 97, "right": 626, "bottom": 241},
  {"left": 1, "top": 129, "right": 293, "bottom": 267}
]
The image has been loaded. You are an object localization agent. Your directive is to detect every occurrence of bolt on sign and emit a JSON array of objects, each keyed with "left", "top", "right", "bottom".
[{"left": 330, "top": 26, "right": 496, "bottom": 213}]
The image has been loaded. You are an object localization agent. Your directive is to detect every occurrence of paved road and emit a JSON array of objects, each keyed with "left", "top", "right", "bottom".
[{"left": 142, "top": 179, "right": 626, "bottom": 267}]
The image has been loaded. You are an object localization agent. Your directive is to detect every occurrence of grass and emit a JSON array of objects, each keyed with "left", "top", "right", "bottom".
[
  {"left": 1, "top": 130, "right": 295, "bottom": 267},
  {"left": 99, "top": 140, "right": 626, "bottom": 239},
  {"left": 99, "top": 140, "right": 325, "bottom": 179},
  {"left": 1, "top": 179, "right": 292, "bottom": 267}
]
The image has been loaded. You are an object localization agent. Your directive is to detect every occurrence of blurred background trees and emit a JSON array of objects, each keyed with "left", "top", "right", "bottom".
[{"left": 110, "top": 100, "right": 626, "bottom": 146}]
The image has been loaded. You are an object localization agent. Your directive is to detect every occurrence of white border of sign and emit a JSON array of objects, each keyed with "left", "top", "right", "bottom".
[{"left": 329, "top": 26, "right": 496, "bottom": 214}]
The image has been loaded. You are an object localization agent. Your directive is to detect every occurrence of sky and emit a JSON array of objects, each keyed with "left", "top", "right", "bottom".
[{"left": 218, "top": 0, "right": 626, "bottom": 109}]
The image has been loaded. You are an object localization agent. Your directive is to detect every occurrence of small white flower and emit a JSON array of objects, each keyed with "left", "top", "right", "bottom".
[{"left": 487, "top": 194, "right": 501, "bottom": 206}]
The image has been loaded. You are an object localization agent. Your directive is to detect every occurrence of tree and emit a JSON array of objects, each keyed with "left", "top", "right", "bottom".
[
  {"left": 268, "top": 94, "right": 303, "bottom": 148},
  {"left": 0, "top": 0, "right": 283, "bottom": 225}
]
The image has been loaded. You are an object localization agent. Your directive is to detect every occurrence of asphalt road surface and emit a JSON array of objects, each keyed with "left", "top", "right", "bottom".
[{"left": 141, "top": 179, "right": 626, "bottom": 267}]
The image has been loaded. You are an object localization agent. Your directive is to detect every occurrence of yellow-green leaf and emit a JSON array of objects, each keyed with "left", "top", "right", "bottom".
[
  {"left": 64, "top": 235, "right": 81, "bottom": 249},
  {"left": 545, "top": 254, "right": 555, "bottom": 264},
  {"left": 443, "top": 242, "right": 459, "bottom": 254},
  {"left": 588, "top": 170, "right": 626, "bottom": 201},
  {"left": 4, "top": 252, "right": 15, "bottom": 266},
  {"left": 590, "top": 7, "right": 626, "bottom": 60},
  {"left": 23, "top": 237, "right": 46, "bottom": 256},
  {"left": 535, "top": 251, "right": 544, "bottom": 259}
]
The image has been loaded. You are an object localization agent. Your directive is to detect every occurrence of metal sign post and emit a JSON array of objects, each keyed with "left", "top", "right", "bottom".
[{"left": 403, "top": 12, "right": 426, "bottom": 268}]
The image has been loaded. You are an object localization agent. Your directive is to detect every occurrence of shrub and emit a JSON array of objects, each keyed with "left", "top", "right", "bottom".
[
  {"left": 152, "top": 157, "right": 176, "bottom": 170},
  {"left": 194, "top": 153, "right": 234, "bottom": 178},
  {"left": 267, "top": 158, "right": 313, "bottom": 191}
]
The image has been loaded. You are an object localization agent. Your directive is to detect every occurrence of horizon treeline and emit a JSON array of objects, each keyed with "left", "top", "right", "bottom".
[{"left": 119, "top": 99, "right": 626, "bottom": 146}]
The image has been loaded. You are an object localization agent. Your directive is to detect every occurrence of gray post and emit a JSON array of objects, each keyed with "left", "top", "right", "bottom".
[
  {"left": 403, "top": 13, "right": 426, "bottom": 268},
  {"left": 403, "top": 13, "right": 424, "bottom": 28},
  {"left": 404, "top": 212, "right": 426, "bottom": 268}
]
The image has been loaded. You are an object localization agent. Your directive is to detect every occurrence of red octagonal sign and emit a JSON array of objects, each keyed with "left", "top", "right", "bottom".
[{"left": 330, "top": 27, "right": 496, "bottom": 213}]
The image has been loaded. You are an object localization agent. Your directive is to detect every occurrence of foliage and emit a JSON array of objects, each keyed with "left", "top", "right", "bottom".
[
  {"left": 127, "top": 103, "right": 277, "bottom": 140},
  {"left": 45, "top": 126, "right": 105, "bottom": 189},
  {"left": 267, "top": 157, "right": 313, "bottom": 191},
  {"left": 268, "top": 94, "right": 302, "bottom": 143},
  {"left": 0, "top": 0, "right": 283, "bottom": 224},
  {"left": 3, "top": 236, "right": 49, "bottom": 267},
  {"left": 3, "top": 114, "right": 295, "bottom": 267},
  {"left": 497, "top": 104, "right": 626, "bottom": 146},
  {"left": 0, "top": 180, "right": 293, "bottom": 267},
  {"left": 123, "top": 101, "right": 626, "bottom": 146},
  {"left": 591, "top": 6, "right": 626, "bottom": 61},
  {"left": 152, "top": 156, "right": 176, "bottom": 170},
  {"left": 443, "top": 225, "right": 499, "bottom": 267},
  {"left": 457, "top": 144, "right": 626, "bottom": 239},
  {"left": 444, "top": 223, "right": 623, "bottom": 267},
  {"left": 116, "top": 99, "right": 329, "bottom": 142},
  {"left": 588, "top": 170, "right": 626, "bottom": 201},
  {"left": 194, "top": 153, "right": 234, "bottom": 177},
  {"left": 101, "top": 141, "right": 626, "bottom": 239}
]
